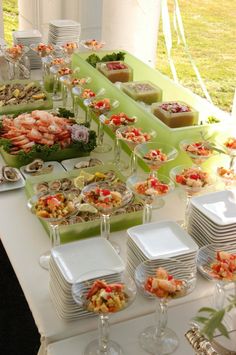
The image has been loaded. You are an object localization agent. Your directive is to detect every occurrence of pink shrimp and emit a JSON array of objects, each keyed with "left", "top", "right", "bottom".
[{"left": 27, "top": 128, "right": 43, "bottom": 142}]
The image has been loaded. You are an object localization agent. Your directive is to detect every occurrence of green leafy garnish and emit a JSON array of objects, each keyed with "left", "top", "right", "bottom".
[
  {"left": 207, "top": 115, "right": 221, "bottom": 124},
  {"left": 194, "top": 294, "right": 236, "bottom": 340},
  {"left": 86, "top": 51, "right": 126, "bottom": 68},
  {"left": 0, "top": 138, "right": 12, "bottom": 152},
  {"left": 57, "top": 107, "right": 75, "bottom": 118}
]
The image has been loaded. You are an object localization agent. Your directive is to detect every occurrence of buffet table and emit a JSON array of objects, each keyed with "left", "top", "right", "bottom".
[{"left": 1, "top": 137, "right": 233, "bottom": 355}]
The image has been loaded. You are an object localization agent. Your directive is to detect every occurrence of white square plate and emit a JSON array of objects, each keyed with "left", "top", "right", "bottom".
[
  {"left": 51, "top": 237, "right": 125, "bottom": 284},
  {"left": 20, "top": 161, "right": 65, "bottom": 179},
  {"left": 127, "top": 220, "right": 198, "bottom": 260},
  {"left": 190, "top": 190, "right": 236, "bottom": 226}
]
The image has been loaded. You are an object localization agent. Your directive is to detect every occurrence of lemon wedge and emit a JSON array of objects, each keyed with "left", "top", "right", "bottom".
[
  {"left": 79, "top": 170, "right": 95, "bottom": 183},
  {"left": 94, "top": 172, "right": 106, "bottom": 179},
  {"left": 73, "top": 175, "right": 85, "bottom": 189},
  {"left": 78, "top": 203, "right": 97, "bottom": 213}
]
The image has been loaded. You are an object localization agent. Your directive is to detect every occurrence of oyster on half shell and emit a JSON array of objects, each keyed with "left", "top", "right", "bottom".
[
  {"left": 24, "top": 159, "right": 44, "bottom": 173},
  {"left": 2, "top": 166, "right": 21, "bottom": 182}
]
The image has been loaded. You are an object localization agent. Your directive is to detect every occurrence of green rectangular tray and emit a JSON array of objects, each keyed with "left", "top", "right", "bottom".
[
  {"left": 0, "top": 79, "right": 53, "bottom": 115},
  {"left": 72, "top": 50, "right": 235, "bottom": 173},
  {"left": 25, "top": 163, "right": 143, "bottom": 243}
]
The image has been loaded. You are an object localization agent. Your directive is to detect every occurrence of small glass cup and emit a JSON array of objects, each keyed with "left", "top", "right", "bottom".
[
  {"left": 61, "top": 41, "right": 79, "bottom": 63},
  {"left": 2, "top": 44, "right": 29, "bottom": 79},
  {"left": 180, "top": 138, "right": 215, "bottom": 166},
  {"left": 80, "top": 39, "right": 105, "bottom": 51},
  {"left": 197, "top": 243, "right": 236, "bottom": 310},
  {"left": 134, "top": 142, "right": 178, "bottom": 178},
  {"left": 72, "top": 270, "right": 136, "bottom": 355},
  {"left": 80, "top": 181, "right": 133, "bottom": 253},
  {"left": 170, "top": 165, "right": 216, "bottom": 229},
  {"left": 27, "top": 191, "right": 78, "bottom": 270},
  {"left": 127, "top": 173, "right": 174, "bottom": 223},
  {"left": 135, "top": 259, "right": 196, "bottom": 354}
]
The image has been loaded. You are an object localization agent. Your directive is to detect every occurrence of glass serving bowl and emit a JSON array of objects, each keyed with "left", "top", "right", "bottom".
[
  {"left": 72, "top": 269, "right": 136, "bottom": 355},
  {"left": 80, "top": 39, "right": 105, "bottom": 51},
  {"left": 216, "top": 165, "right": 236, "bottom": 189},
  {"left": 134, "top": 142, "right": 178, "bottom": 177},
  {"left": 135, "top": 259, "right": 196, "bottom": 354},
  {"left": 223, "top": 137, "right": 236, "bottom": 169},
  {"left": 127, "top": 173, "right": 174, "bottom": 224},
  {"left": 84, "top": 97, "right": 119, "bottom": 153},
  {"left": 80, "top": 181, "right": 133, "bottom": 253},
  {"left": 179, "top": 138, "right": 215, "bottom": 166},
  {"left": 3, "top": 44, "right": 29, "bottom": 79},
  {"left": 101, "top": 113, "right": 138, "bottom": 170},
  {"left": 61, "top": 41, "right": 79, "bottom": 62},
  {"left": 197, "top": 243, "right": 236, "bottom": 310},
  {"left": 28, "top": 190, "right": 78, "bottom": 270},
  {"left": 170, "top": 165, "right": 216, "bottom": 229},
  {"left": 116, "top": 126, "right": 157, "bottom": 175}
]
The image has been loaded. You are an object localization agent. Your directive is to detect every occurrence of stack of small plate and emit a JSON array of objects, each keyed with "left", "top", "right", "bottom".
[
  {"left": 188, "top": 189, "right": 236, "bottom": 247},
  {"left": 13, "top": 29, "right": 42, "bottom": 69},
  {"left": 48, "top": 19, "right": 81, "bottom": 46},
  {"left": 127, "top": 221, "right": 198, "bottom": 277},
  {"left": 49, "top": 237, "right": 125, "bottom": 320}
]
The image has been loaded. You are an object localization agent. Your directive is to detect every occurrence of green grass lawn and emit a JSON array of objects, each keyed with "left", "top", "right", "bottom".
[
  {"left": 156, "top": 0, "right": 236, "bottom": 113},
  {"left": 3, "top": 0, "right": 235, "bottom": 112}
]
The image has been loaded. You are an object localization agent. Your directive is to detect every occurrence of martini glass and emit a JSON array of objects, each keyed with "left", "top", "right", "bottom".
[
  {"left": 50, "top": 66, "right": 75, "bottom": 101},
  {"left": 170, "top": 165, "right": 216, "bottom": 229},
  {"left": 197, "top": 243, "right": 236, "bottom": 310},
  {"left": 42, "top": 57, "right": 65, "bottom": 93},
  {"left": 61, "top": 41, "right": 79, "bottom": 63},
  {"left": 127, "top": 173, "right": 174, "bottom": 224},
  {"left": 135, "top": 259, "right": 196, "bottom": 354},
  {"left": 84, "top": 97, "right": 119, "bottom": 153},
  {"left": 100, "top": 113, "right": 138, "bottom": 170},
  {"left": 134, "top": 142, "right": 178, "bottom": 178},
  {"left": 3, "top": 44, "right": 29, "bottom": 79},
  {"left": 80, "top": 39, "right": 105, "bottom": 51},
  {"left": 72, "top": 269, "right": 136, "bottom": 355},
  {"left": 116, "top": 126, "right": 156, "bottom": 175},
  {"left": 216, "top": 166, "right": 236, "bottom": 189},
  {"left": 223, "top": 137, "right": 236, "bottom": 169},
  {"left": 81, "top": 181, "right": 133, "bottom": 253},
  {"left": 59, "top": 68, "right": 81, "bottom": 108},
  {"left": 180, "top": 138, "right": 215, "bottom": 166},
  {"left": 28, "top": 190, "right": 78, "bottom": 270},
  {"left": 72, "top": 87, "right": 105, "bottom": 123}
]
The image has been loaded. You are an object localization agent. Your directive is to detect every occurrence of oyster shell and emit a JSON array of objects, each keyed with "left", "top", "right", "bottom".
[
  {"left": 36, "top": 182, "right": 49, "bottom": 193},
  {"left": 74, "top": 161, "right": 90, "bottom": 169},
  {"left": 60, "top": 178, "right": 72, "bottom": 191},
  {"left": 2, "top": 166, "right": 21, "bottom": 182},
  {"left": 49, "top": 180, "right": 61, "bottom": 191},
  {"left": 24, "top": 159, "right": 44, "bottom": 173},
  {"left": 89, "top": 158, "right": 103, "bottom": 167}
]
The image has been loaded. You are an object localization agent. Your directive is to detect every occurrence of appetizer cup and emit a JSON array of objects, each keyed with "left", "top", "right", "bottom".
[
  {"left": 116, "top": 126, "right": 157, "bottom": 175},
  {"left": 135, "top": 259, "right": 196, "bottom": 354},
  {"left": 72, "top": 270, "right": 136, "bottom": 355},
  {"left": 84, "top": 97, "right": 119, "bottom": 153},
  {"left": 127, "top": 173, "right": 174, "bottom": 224},
  {"left": 223, "top": 137, "right": 236, "bottom": 169},
  {"left": 197, "top": 243, "right": 236, "bottom": 310},
  {"left": 28, "top": 191, "right": 77, "bottom": 270},
  {"left": 134, "top": 142, "right": 178, "bottom": 177},
  {"left": 80, "top": 181, "right": 133, "bottom": 253},
  {"left": 3, "top": 44, "right": 29, "bottom": 79},
  {"left": 180, "top": 138, "right": 215, "bottom": 166},
  {"left": 80, "top": 39, "right": 105, "bottom": 51},
  {"left": 170, "top": 165, "right": 215, "bottom": 229}
]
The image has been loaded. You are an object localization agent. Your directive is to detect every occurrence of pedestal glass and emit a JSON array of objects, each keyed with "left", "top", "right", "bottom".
[
  {"left": 72, "top": 270, "right": 136, "bottom": 355},
  {"left": 3, "top": 45, "right": 29, "bottom": 79},
  {"left": 135, "top": 259, "right": 196, "bottom": 354},
  {"left": 81, "top": 181, "right": 133, "bottom": 253},
  {"left": 180, "top": 138, "right": 215, "bottom": 166},
  {"left": 80, "top": 39, "right": 105, "bottom": 51}
]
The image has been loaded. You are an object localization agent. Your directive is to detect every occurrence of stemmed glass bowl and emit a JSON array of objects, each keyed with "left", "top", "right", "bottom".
[
  {"left": 28, "top": 190, "right": 78, "bottom": 270},
  {"left": 135, "top": 259, "right": 196, "bottom": 354},
  {"left": 3, "top": 44, "right": 29, "bottom": 79},
  {"left": 180, "top": 138, "right": 215, "bottom": 166},
  {"left": 80, "top": 181, "right": 133, "bottom": 253},
  {"left": 127, "top": 173, "right": 174, "bottom": 224},
  {"left": 116, "top": 126, "right": 157, "bottom": 175},
  {"left": 80, "top": 39, "right": 105, "bottom": 51},
  {"left": 72, "top": 269, "right": 136, "bottom": 355},
  {"left": 134, "top": 142, "right": 178, "bottom": 177},
  {"left": 197, "top": 243, "right": 236, "bottom": 310},
  {"left": 84, "top": 97, "right": 119, "bottom": 153},
  {"left": 170, "top": 165, "right": 215, "bottom": 229}
]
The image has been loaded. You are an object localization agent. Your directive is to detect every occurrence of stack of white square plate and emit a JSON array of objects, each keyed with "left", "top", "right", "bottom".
[
  {"left": 13, "top": 29, "right": 42, "bottom": 69},
  {"left": 48, "top": 19, "right": 81, "bottom": 46},
  {"left": 49, "top": 237, "right": 125, "bottom": 320},
  {"left": 126, "top": 221, "right": 198, "bottom": 277},
  {"left": 188, "top": 189, "right": 236, "bottom": 247}
]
